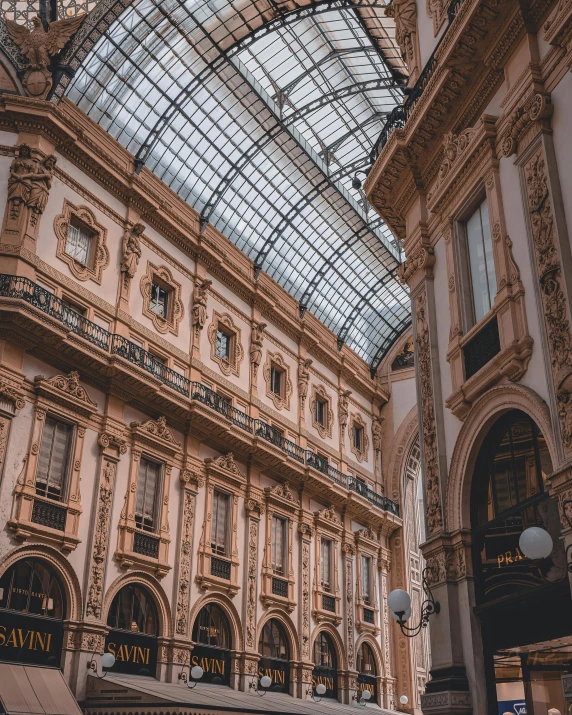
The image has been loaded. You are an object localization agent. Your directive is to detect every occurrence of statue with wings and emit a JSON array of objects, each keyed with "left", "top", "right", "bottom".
[{"left": 5, "top": 14, "right": 85, "bottom": 98}]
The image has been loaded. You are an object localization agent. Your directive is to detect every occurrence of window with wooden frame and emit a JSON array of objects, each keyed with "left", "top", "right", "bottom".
[
  {"left": 263, "top": 352, "right": 292, "bottom": 411},
  {"left": 9, "top": 372, "right": 97, "bottom": 554},
  {"left": 54, "top": 200, "right": 109, "bottom": 284},
  {"left": 349, "top": 413, "right": 369, "bottom": 463},
  {"left": 140, "top": 262, "right": 184, "bottom": 335},
  {"left": 464, "top": 198, "right": 496, "bottom": 326},
  {"left": 355, "top": 528, "right": 380, "bottom": 634},
  {"left": 312, "top": 506, "right": 342, "bottom": 625},
  {"left": 116, "top": 416, "right": 181, "bottom": 578},
  {"left": 196, "top": 453, "right": 246, "bottom": 597},
  {"left": 310, "top": 384, "right": 334, "bottom": 439},
  {"left": 261, "top": 483, "right": 299, "bottom": 611},
  {"left": 207, "top": 312, "right": 244, "bottom": 377}
]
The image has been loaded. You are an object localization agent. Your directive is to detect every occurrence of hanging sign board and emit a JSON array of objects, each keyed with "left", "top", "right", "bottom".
[{"left": 0, "top": 609, "right": 62, "bottom": 666}]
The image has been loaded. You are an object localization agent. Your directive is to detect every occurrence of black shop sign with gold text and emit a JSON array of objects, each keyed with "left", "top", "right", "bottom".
[
  {"left": 258, "top": 657, "right": 289, "bottom": 693},
  {"left": 0, "top": 609, "right": 63, "bottom": 666},
  {"left": 191, "top": 645, "right": 231, "bottom": 685},
  {"left": 105, "top": 630, "right": 157, "bottom": 677},
  {"left": 312, "top": 665, "right": 337, "bottom": 699}
]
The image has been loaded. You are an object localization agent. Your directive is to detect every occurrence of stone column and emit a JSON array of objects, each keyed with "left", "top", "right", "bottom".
[
  {"left": 240, "top": 494, "right": 263, "bottom": 691},
  {"left": 342, "top": 541, "right": 357, "bottom": 705},
  {"left": 298, "top": 521, "right": 314, "bottom": 699}
]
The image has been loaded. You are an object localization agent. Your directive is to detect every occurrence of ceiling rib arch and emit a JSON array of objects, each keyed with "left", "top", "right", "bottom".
[{"left": 61, "top": 0, "right": 410, "bottom": 370}]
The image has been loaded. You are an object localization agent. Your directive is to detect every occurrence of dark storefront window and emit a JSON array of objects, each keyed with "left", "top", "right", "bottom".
[
  {"left": 357, "top": 642, "right": 377, "bottom": 701},
  {"left": 312, "top": 631, "right": 337, "bottom": 699},
  {"left": 471, "top": 410, "right": 572, "bottom": 715},
  {"left": 258, "top": 619, "right": 290, "bottom": 693},
  {"left": 105, "top": 584, "right": 158, "bottom": 677},
  {"left": 0, "top": 559, "right": 65, "bottom": 666},
  {"left": 191, "top": 603, "right": 232, "bottom": 685}
]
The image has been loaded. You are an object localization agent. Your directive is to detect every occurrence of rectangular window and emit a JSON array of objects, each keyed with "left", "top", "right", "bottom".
[
  {"left": 354, "top": 426, "right": 363, "bottom": 451},
  {"left": 150, "top": 282, "right": 169, "bottom": 319},
  {"left": 211, "top": 490, "right": 229, "bottom": 556},
  {"left": 36, "top": 416, "right": 73, "bottom": 501},
  {"left": 135, "top": 457, "right": 161, "bottom": 532},
  {"left": 361, "top": 555, "right": 371, "bottom": 605},
  {"left": 271, "top": 516, "right": 287, "bottom": 576},
  {"left": 65, "top": 219, "right": 93, "bottom": 266},
  {"left": 216, "top": 329, "right": 231, "bottom": 361},
  {"left": 270, "top": 365, "right": 283, "bottom": 396},
  {"left": 320, "top": 538, "right": 332, "bottom": 592},
  {"left": 466, "top": 198, "right": 496, "bottom": 324},
  {"left": 315, "top": 398, "right": 325, "bottom": 426}
]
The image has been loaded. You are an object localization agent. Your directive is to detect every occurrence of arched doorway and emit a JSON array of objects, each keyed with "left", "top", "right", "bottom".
[
  {"left": 105, "top": 583, "right": 159, "bottom": 677},
  {"left": 356, "top": 642, "right": 377, "bottom": 702},
  {"left": 0, "top": 558, "right": 64, "bottom": 666},
  {"left": 471, "top": 410, "right": 571, "bottom": 715},
  {"left": 191, "top": 603, "right": 231, "bottom": 685},
  {"left": 258, "top": 619, "right": 290, "bottom": 693},
  {"left": 312, "top": 631, "right": 337, "bottom": 699}
]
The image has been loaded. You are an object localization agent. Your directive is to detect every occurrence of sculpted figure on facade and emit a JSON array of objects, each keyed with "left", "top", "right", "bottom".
[
  {"left": 250, "top": 322, "right": 267, "bottom": 380},
  {"left": 120, "top": 222, "right": 144, "bottom": 281},
  {"left": 372, "top": 415, "right": 384, "bottom": 454},
  {"left": 338, "top": 388, "right": 352, "bottom": 438},
  {"left": 384, "top": 0, "right": 419, "bottom": 79},
  {"left": 192, "top": 277, "right": 212, "bottom": 338},
  {"left": 298, "top": 357, "right": 312, "bottom": 410},
  {"left": 6, "top": 146, "right": 56, "bottom": 229}
]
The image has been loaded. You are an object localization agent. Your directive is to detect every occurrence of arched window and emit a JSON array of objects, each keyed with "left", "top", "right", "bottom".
[
  {"left": 192, "top": 603, "right": 231, "bottom": 649},
  {"left": 313, "top": 631, "right": 336, "bottom": 669},
  {"left": 259, "top": 619, "right": 289, "bottom": 660},
  {"left": 356, "top": 642, "right": 376, "bottom": 676},
  {"left": 0, "top": 559, "right": 64, "bottom": 619},
  {"left": 472, "top": 410, "right": 552, "bottom": 527},
  {"left": 107, "top": 584, "right": 158, "bottom": 635}
]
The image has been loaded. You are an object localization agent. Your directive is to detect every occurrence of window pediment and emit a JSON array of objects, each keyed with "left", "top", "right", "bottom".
[
  {"left": 130, "top": 416, "right": 181, "bottom": 458},
  {"left": 204, "top": 452, "right": 246, "bottom": 490},
  {"left": 33, "top": 371, "right": 98, "bottom": 419}
]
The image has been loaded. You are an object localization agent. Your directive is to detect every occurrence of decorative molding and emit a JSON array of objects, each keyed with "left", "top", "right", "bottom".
[
  {"left": 523, "top": 148, "right": 572, "bottom": 453},
  {"left": 415, "top": 291, "right": 443, "bottom": 534},
  {"left": 309, "top": 383, "right": 334, "bottom": 439},
  {"left": 245, "top": 518, "right": 258, "bottom": 649},
  {"left": 263, "top": 351, "right": 292, "bottom": 411},
  {"left": 140, "top": 261, "right": 184, "bottom": 335},
  {"left": 397, "top": 246, "right": 435, "bottom": 286},
  {"left": 175, "top": 488, "right": 196, "bottom": 636},
  {"left": 427, "top": 0, "right": 448, "bottom": 35},
  {"left": 349, "top": 412, "right": 369, "bottom": 463},
  {"left": 433, "top": 128, "right": 478, "bottom": 192},
  {"left": 301, "top": 536, "right": 311, "bottom": 659},
  {"left": 134, "top": 416, "right": 181, "bottom": 450},
  {"left": 345, "top": 557, "right": 355, "bottom": 670},
  {"left": 54, "top": 199, "right": 109, "bottom": 284},
  {"left": 0, "top": 379, "right": 26, "bottom": 411},
  {"left": 384, "top": 0, "right": 420, "bottom": 83},
  {"left": 502, "top": 93, "right": 553, "bottom": 158},
  {"left": 207, "top": 311, "right": 244, "bottom": 377}
]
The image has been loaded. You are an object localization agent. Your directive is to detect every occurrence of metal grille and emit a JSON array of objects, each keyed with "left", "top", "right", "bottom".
[
  {"left": 272, "top": 577, "right": 289, "bottom": 598},
  {"left": 31, "top": 499, "right": 67, "bottom": 531},
  {"left": 363, "top": 608, "right": 375, "bottom": 624},
  {"left": 133, "top": 531, "right": 160, "bottom": 559},
  {"left": 211, "top": 557, "right": 231, "bottom": 580},
  {"left": 112, "top": 335, "right": 190, "bottom": 395},
  {"left": 322, "top": 594, "right": 336, "bottom": 613},
  {"left": 463, "top": 316, "right": 501, "bottom": 380}
]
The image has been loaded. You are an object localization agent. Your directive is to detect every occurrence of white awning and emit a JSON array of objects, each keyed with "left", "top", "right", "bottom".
[{"left": 0, "top": 664, "right": 82, "bottom": 715}]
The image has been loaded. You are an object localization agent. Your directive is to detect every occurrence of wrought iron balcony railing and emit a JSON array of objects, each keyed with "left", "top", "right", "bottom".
[
  {"left": 133, "top": 530, "right": 160, "bottom": 559},
  {"left": 211, "top": 556, "right": 231, "bottom": 580},
  {"left": 371, "top": 0, "right": 467, "bottom": 160},
  {"left": 31, "top": 498, "right": 67, "bottom": 531},
  {"left": 111, "top": 334, "right": 190, "bottom": 395},
  {"left": 0, "top": 275, "right": 399, "bottom": 517},
  {"left": 271, "top": 577, "right": 289, "bottom": 598},
  {"left": 0, "top": 274, "right": 110, "bottom": 350}
]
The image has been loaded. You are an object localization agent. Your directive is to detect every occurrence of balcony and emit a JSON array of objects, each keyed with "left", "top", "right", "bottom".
[
  {"left": 133, "top": 531, "right": 160, "bottom": 559},
  {"left": 0, "top": 274, "right": 399, "bottom": 519}
]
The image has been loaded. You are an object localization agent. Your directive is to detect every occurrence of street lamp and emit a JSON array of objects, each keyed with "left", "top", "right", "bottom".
[
  {"left": 250, "top": 675, "right": 272, "bottom": 696},
  {"left": 519, "top": 526, "right": 553, "bottom": 559},
  {"left": 352, "top": 689, "right": 372, "bottom": 706},
  {"left": 179, "top": 665, "right": 204, "bottom": 689},
  {"left": 87, "top": 652, "right": 116, "bottom": 679},
  {"left": 307, "top": 683, "right": 327, "bottom": 702},
  {"left": 388, "top": 567, "right": 439, "bottom": 637}
]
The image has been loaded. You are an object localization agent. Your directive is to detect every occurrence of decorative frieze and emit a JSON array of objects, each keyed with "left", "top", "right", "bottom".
[
  {"left": 175, "top": 487, "right": 196, "bottom": 636},
  {"left": 245, "top": 519, "right": 258, "bottom": 649}
]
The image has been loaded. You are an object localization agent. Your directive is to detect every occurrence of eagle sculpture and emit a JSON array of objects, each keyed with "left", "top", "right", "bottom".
[{"left": 5, "top": 15, "right": 85, "bottom": 70}]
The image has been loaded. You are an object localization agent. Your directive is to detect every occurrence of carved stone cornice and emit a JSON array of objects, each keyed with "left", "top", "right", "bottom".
[
  {"left": 501, "top": 92, "right": 553, "bottom": 158},
  {"left": 397, "top": 245, "right": 435, "bottom": 288},
  {"left": 204, "top": 452, "right": 246, "bottom": 490},
  {"left": 130, "top": 416, "right": 181, "bottom": 457},
  {"left": 544, "top": 0, "right": 572, "bottom": 46},
  {"left": 0, "top": 379, "right": 25, "bottom": 411}
]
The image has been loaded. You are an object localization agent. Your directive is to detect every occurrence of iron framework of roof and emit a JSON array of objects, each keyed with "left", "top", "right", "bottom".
[{"left": 50, "top": 0, "right": 412, "bottom": 373}]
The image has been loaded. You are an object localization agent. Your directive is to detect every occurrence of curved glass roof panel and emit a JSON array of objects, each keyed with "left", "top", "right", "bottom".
[{"left": 64, "top": 0, "right": 410, "bottom": 369}]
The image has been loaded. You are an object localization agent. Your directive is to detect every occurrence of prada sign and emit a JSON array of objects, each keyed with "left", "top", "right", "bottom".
[
  {"left": 105, "top": 630, "right": 157, "bottom": 677},
  {"left": 191, "top": 645, "right": 231, "bottom": 685},
  {"left": 312, "top": 666, "right": 337, "bottom": 699},
  {"left": 258, "top": 657, "right": 289, "bottom": 693},
  {"left": 357, "top": 673, "right": 377, "bottom": 701},
  {"left": 0, "top": 610, "right": 63, "bottom": 666}
]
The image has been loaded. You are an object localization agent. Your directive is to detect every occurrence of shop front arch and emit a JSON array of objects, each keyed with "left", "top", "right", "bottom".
[
  {"left": 356, "top": 641, "right": 378, "bottom": 702},
  {"left": 470, "top": 408, "right": 571, "bottom": 715},
  {"left": 258, "top": 618, "right": 291, "bottom": 693},
  {"left": 0, "top": 556, "right": 65, "bottom": 666},
  {"left": 191, "top": 602, "right": 232, "bottom": 685},
  {"left": 312, "top": 630, "right": 338, "bottom": 699},
  {"left": 105, "top": 583, "right": 159, "bottom": 677}
]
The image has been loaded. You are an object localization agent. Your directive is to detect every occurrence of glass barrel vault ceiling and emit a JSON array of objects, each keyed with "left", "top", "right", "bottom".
[{"left": 64, "top": 0, "right": 411, "bottom": 372}]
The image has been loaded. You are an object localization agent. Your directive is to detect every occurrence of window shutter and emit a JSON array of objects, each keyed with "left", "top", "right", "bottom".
[
  {"left": 321, "top": 539, "right": 331, "bottom": 590},
  {"left": 211, "top": 491, "right": 228, "bottom": 555},
  {"left": 272, "top": 517, "right": 285, "bottom": 574},
  {"left": 36, "top": 416, "right": 72, "bottom": 500},
  {"left": 136, "top": 458, "right": 160, "bottom": 531},
  {"left": 66, "top": 223, "right": 92, "bottom": 265},
  {"left": 361, "top": 555, "right": 370, "bottom": 602}
]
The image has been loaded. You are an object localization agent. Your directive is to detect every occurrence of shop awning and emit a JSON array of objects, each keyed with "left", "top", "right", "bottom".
[
  {"left": 86, "top": 673, "right": 396, "bottom": 714},
  {"left": 0, "top": 663, "right": 83, "bottom": 715}
]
